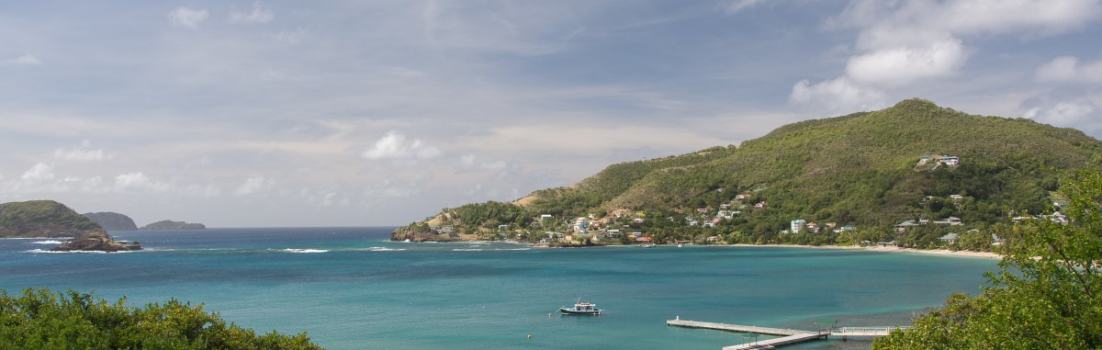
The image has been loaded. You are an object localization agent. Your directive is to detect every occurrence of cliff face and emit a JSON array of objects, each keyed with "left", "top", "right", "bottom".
[
  {"left": 83, "top": 212, "right": 138, "bottom": 231},
  {"left": 0, "top": 200, "right": 104, "bottom": 238},
  {"left": 141, "top": 220, "right": 206, "bottom": 230}
]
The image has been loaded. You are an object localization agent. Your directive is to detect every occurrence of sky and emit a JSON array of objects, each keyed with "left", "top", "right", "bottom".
[{"left": 1, "top": 0, "right": 1101, "bottom": 227}]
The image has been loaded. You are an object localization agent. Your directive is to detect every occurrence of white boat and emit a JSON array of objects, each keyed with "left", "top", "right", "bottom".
[{"left": 560, "top": 301, "right": 601, "bottom": 316}]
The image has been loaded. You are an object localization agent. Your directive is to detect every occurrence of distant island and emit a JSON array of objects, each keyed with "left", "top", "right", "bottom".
[
  {"left": 83, "top": 211, "right": 138, "bottom": 231},
  {"left": 393, "top": 99, "right": 1101, "bottom": 252},
  {"left": 142, "top": 220, "right": 206, "bottom": 230},
  {"left": 0, "top": 200, "right": 141, "bottom": 252}
]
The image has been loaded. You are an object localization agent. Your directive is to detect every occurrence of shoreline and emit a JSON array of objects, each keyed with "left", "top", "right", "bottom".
[
  {"left": 396, "top": 238, "right": 1002, "bottom": 260},
  {"left": 729, "top": 243, "right": 1001, "bottom": 259}
]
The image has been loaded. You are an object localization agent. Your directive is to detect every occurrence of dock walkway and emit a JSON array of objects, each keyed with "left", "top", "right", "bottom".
[
  {"left": 665, "top": 319, "right": 806, "bottom": 336},
  {"left": 722, "top": 332, "right": 827, "bottom": 350},
  {"left": 667, "top": 319, "right": 905, "bottom": 350}
]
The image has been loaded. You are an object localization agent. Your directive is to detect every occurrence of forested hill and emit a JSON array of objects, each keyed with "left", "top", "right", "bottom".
[
  {"left": 393, "top": 99, "right": 1102, "bottom": 244},
  {"left": 0, "top": 200, "right": 105, "bottom": 238}
]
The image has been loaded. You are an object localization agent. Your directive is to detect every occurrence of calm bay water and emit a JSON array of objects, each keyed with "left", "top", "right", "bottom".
[{"left": 0, "top": 227, "right": 996, "bottom": 349}]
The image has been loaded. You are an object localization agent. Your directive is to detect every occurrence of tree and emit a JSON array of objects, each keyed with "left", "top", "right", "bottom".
[
  {"left": 874, "top": 170, "right": 1102, "bottom": 349},
  {"left": 0, "top": 289, "right": 323, "bottom": 350}
]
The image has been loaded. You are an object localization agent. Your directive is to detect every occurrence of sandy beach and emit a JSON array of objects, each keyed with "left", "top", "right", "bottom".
[{"left": 729, "top": 243, "right": 1001, "bottom": 259}]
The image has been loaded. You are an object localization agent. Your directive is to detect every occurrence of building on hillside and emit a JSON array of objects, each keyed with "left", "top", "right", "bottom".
[
  {"left": 754, "top": 201, "right": 767, "bottom": 209},
  {"left": 938, "top": 155, "right": 960, "bottom": 167},
  {"left": 706, "top": 235, "right": 721, "bottom": 243},
  {"left": 991, "top": 234, "right": 1005, "bottom": 246},
  {"left": 939, "top": 233, "right": 960, "bottom": 245},
  {"left": 1046, "top": 211, "right": 1070, "bottom": 225},
  {"left": 573, "top": 217, "right": 589, "bottom": 233},
  {"left": 894, "top": 219, "right": 928, "bottom": 233},
  {"left": 539, "top": 214, "right": 553, "bottom": 220},
  {"left": 635, "top": 236, "right": 653, "bottom": 243},
  {"left": 806, "top": 222, "right": 820, "bottom": 234},
  {"left": 497, "top": 224, "right": 510, "bottom": 231},
  {"left": 790, "top": 219, "right": 807, "bottom": 234}
]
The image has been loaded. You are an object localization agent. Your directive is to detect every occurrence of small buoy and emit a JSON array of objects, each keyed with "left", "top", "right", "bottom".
[
  {"left": 527, "top": 333, "right": 533, "bottom": 340},
  {"left": 676, "top": 315, "right": 680, "bottom": 320}
]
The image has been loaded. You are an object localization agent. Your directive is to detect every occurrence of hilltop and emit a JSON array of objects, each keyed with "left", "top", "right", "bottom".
[
  {"left": 0, "top": 200, "right": 104, "bottom": 238},
  {"left": 83, "top": 212, "right": 138, "bottom": 231},
  {"left": 393, "top": 99, "right": 1102, "bottom": 248}
]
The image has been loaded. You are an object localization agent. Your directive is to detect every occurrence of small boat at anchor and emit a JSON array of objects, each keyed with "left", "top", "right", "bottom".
[{"left": 560, "top": 301, "right": 601, "bottom": 316}]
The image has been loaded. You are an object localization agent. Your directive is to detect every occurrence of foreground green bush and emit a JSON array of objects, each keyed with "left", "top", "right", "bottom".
[
  {"left": 874, "top": 170, "right": 1102, "bottom": 349},
  {"left": 0, "top": 289, "right": 323, "bottom": 350}
]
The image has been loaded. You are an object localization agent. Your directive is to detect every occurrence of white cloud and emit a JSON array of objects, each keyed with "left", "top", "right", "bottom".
[
  {"left": 169, "top": 7, "right": 210, "bottom": 29},
  {"left": 53, "top": 143, "right": 112, "bottom": 161},
  {"left": 795, "top": 0, "right": 1102, "bottom": 110},
  {"left": 3, "top": 54, "right": 41, "bottom": 65},
  {"left": 845, "top": 38, "right": 967, "bottom": 87},
  {"left": 789, "top": 77, "right": 886, "bottom": 112},
  {"left": 230, "top": 1, "right": 274, "bottom": 24},
  {"left": 1035, "top": 56, "right": 1102, "bottom": 82},
  {"left": 20, "top": 163, "right": 54, "bottom": 181},
  {"left": 234, "top": 176, "right": 272, "bottom": 195},
  {"left": 725, "top": 0, "right": 765, "bottom": 14},
  {"left": 362, "top": 131, "right": 441, "bottom": 160},
  {"left": 1024, "top": 101, "right": 1097, "bottom": 125},
  {"left": 114, "top": 172, "right": 170, "bottom": 192}
]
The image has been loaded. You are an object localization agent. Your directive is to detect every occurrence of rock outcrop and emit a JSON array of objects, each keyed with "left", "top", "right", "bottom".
[
  {"left": 82, "top": 212, "right": 139, "bottom": 231},
  {"left": 51, "top": 231, "right": 141, "bottom": 252}
]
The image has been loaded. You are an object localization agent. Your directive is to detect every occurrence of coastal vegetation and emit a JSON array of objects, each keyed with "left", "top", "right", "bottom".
[
  {"left": 0, "top": 289, "right": 322, "bottom": 350},
  {"left": 874, "top": 170, "right": 1102, "bottom": 349},
  {"left": 394, "top": 99, "right": 1102, "bottom": 250}
]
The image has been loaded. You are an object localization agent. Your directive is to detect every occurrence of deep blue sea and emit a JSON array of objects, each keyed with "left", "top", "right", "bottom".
[{"left": 0, "top": 227, "right": 997, "bottom": 349}]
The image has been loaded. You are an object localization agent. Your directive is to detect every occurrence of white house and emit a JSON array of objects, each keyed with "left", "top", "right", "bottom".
[
  {"left": 938, "top": 155, "right": 960, "bottom": 167},
  {"left": 790, "top": 219, "right": 807, "bottom": 234},
  {"left": 939, "top": 233, "right": 960, "bottom": 244},
  {"left": 573, "top": 217, "right": 589, "bottom": 233}
]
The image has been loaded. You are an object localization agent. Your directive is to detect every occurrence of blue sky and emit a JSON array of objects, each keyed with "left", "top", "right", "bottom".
[{"left": 1, "top": 0, "right": 1101, "bottom": 226}]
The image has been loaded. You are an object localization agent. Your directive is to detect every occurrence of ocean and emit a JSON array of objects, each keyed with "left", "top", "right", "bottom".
[{"left": 0, "top": 227, "right": 996, "bottom": 349}]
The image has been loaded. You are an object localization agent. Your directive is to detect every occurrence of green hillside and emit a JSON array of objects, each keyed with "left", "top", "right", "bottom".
[
  {"left": 0, "top": 200, "right": 104, "bottom": 238},
  {"left": 394, "top": 99, "right": 1102, "bottom": 247}
]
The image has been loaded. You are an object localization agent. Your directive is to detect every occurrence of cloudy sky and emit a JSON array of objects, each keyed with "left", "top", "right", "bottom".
[{"left": 1, "top": 0, "right": 1101, "bottom": 227}]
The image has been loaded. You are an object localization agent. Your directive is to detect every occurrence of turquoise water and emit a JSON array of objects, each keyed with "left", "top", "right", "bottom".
[{"left": 0, "top": 228, "right": 996, "bottom": 349}]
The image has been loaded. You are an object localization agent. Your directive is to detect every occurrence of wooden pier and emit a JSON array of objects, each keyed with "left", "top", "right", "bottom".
[
  {"left": 665, "top": 319, "right": 807, "bottom": 336},
  {"left": 667, "top": 318, "right": 906, "bottom": 350}
]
